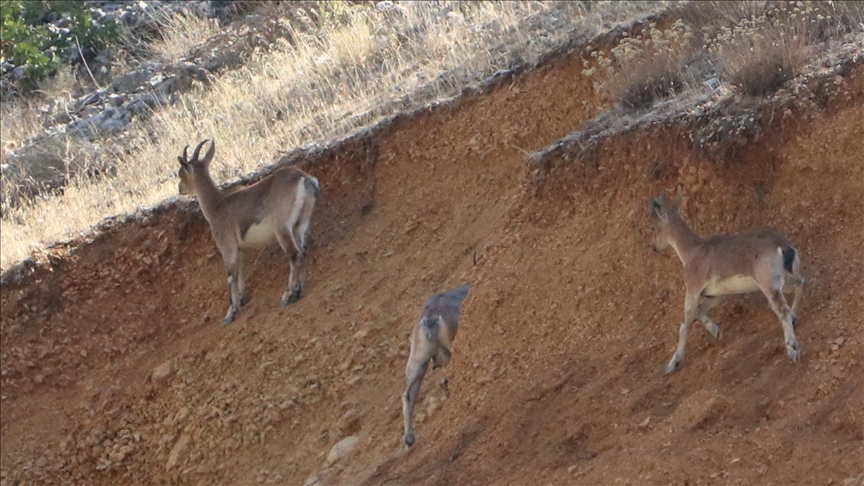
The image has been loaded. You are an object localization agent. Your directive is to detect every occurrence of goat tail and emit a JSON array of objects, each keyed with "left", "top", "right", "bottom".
[
  {"left": 289, "top": 176, "right": 319, "bottom": 253},
  {"left": 420, "top": 316, "right": 440, "bottom": 342},
  {"left": 780, "top": 246, "right": 797, "bottom": 274},
  {"left": 304, "top": 176, "right": 321, "bottom": 199}
]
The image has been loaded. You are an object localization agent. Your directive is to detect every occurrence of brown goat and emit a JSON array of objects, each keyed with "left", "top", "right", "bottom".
[
  {"left": 402, "top": 283, "right": 470, "bottom": 448},
  {"left": 177, "top": 140, "right": 320, "bottom": 324},
  {"left": 649, "top": 187, "right": 805, "bottom": 374}
]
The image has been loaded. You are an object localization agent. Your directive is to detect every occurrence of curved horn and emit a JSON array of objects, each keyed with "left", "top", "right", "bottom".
[
  {"left": 200, "top": 139, "right": 216, "bottom": 165},
  {"left": 181, "top": 144, "right": 190, "bottom": 162},
  {"left": 192, "top": 139, "right": 210, "bottom": 162}
]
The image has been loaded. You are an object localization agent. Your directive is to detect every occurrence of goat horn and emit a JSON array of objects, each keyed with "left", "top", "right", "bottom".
[
  {"left": 182, "top": 145, "right": 190, "bottom": 162},
  {"left": 192, "top": 139, "right": 210, "bottom": 162}
]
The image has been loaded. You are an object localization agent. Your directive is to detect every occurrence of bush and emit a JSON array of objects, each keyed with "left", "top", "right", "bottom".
[
  {"left": 584, "top": 19, "right": 699, "bottom": 111},
  {"left": 711, "top": 2, "right": 816, "bottom": 97},
  {"left": 0, "top": 0, "right": 120, "bottom": 90}
]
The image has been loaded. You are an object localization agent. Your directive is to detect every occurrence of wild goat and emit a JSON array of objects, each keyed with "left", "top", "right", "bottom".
[
  {"left": 177, "top": 140, "right": 320, "bottom": 324},
  {"left": 402, "top": 283, "right": 470, "bottom": 448},
  {"left": 649, "top": 187, "right": 806, "bottom": 374}
]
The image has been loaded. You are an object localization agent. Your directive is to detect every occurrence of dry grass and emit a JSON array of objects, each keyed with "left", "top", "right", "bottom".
[
  {"left": 149, "top": 9, "right": 223, "bottom": 63},
  {"left": 0, "top": 1, "right": 668, "bottom": 270},
  {"left": 0, "top": 100, "right": 43, "bottom": 155},
  {"left": 711, "top": 2, "right": 818, "bottom": 97},
  {"left": 0, "top": 66, "right": 78, "bottom": 152},
  {"left": 584, "top": 19, "right": 699, "bottom": 110},
  {"left": 717, "top": 26, "right": 809, "bottom": 96},
  {"left": 584, "top": 1, "right": 851, "bottom": 108}
]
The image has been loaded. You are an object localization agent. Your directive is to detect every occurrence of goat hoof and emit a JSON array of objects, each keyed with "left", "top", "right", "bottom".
[
  {"left": 786, "top": 340, "right": 800, "bottom": 363},
  {"left": 403, "top": 432, "right": 415, "bottom": 448},
  {"left": 709, "top": 324, "right": 722, "bottom": 340},
  {"left": 665, "top": 359, "right": 681, "bottom": 375},
  {"left": 223, "top": 308, "right": 239, "bottom": 325},
  {"left": 281, "top": 288, "right": 302, "bottom": 306}
]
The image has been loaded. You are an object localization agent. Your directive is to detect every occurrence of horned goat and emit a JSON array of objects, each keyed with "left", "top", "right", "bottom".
[
  {"left": 177, "top": 140, "right": 320, "bottom": 324},
  {"left": 649, "top": 187, "right": 805, "bottom": 374},
  {"left": 402, "top": 283, "right": 470, "bottom": 447}
]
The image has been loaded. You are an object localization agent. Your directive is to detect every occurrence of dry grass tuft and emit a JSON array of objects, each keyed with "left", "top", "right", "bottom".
[
  {"left": 1, "top": 1, "right": 666, "bottom": 270},
  {"left": 585, "top": 19, "right": 698, "bottom": 110},
  {"left": 150, "top": 9, "right": 223, "bottom": 63},
  {"left": 711, "top": 2, "right": 817, "bottom": 97},
  {"left": 717, "top": 29, "right": 808, "bottom": 96},
  {"left": 1, "top": 66, "right": 78, "bottom": 151}
]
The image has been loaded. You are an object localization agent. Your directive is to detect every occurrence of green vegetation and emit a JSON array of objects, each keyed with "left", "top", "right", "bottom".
[{"left": 0, "top": 0, "right": 120, "bottom": 89}]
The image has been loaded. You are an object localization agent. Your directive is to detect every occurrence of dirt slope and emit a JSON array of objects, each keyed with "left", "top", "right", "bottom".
[{"left": 2, "top": 33, "right": 863, "bottom": 486}]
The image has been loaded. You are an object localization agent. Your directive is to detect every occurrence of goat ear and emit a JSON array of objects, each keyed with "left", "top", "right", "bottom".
[
  {"left": 649, "top": 197, "right": 660, "bottom": 214},
  {"left": 672, "top": 185, "right": 683, "bottom": 207},
  {"left": 659, "top": 191, "right": 667, "bottom": 207},
  {"left": 178, "top": 145, "right": 190, "bottom": 167},
  {"left": 199, "top": 139, "right": 216, "bottom": 166}
]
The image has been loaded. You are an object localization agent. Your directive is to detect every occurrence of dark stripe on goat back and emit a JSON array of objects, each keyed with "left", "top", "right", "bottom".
[
  {"left": 782, "top": 247, "right": 796, "bottom": 274},
  {"left": 420, "top": 317, "right": 439, "bottom": 341}
]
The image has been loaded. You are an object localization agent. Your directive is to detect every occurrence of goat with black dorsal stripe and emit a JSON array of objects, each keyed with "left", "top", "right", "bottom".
[
  {"left": 649, "top": 186, "right": 806, "bottom": 374},
  {"left": 402, "top": 283, "right": 470, "bottom": 448},
  {"left": 177, "top": 140, "right": 320, "bottom": 324}
]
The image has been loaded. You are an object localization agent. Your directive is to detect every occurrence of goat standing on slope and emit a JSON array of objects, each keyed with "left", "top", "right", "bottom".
[
  {"left": 402, "top": 283, "right": 471, "bottom": 448},
  {"left": 177, "top": 140, "right": 320, "bottom": 324},
  {"left": 649, "top": 187, "right": 806, "bottom": 374}
]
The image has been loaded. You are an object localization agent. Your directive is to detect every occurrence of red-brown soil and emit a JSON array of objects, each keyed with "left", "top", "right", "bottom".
[{"left": 2, "top": 35, "right": 863, "bottom": 486}]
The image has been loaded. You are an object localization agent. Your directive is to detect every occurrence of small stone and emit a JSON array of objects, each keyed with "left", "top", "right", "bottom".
[
  {"left": 843, "top": 475, "right": 864, "bottom": 486},
  {"left": 325, "top": 436, "right": 358, "bottom": 466},
  {"left": 151, "top": 360, "right": 175, "bottom": 383},
  {"left": 166, "top": 433, "right": 190, "bottom": 471},
  {"left": 638, "top": 416, "right": 651, "bottom": 428}
]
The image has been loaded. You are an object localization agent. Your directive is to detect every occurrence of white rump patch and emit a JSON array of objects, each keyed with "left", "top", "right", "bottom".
[
  {"left": 704, "top": 275, "right": 761, "bottom": 296},
  {"left": 285, "top": 179, "right": 306, "bottom": 251},
  {"left": 241, "top": 222, "right": 276, "bottom": 246}
]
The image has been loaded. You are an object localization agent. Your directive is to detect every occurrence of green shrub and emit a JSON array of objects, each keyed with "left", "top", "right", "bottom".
[{"left": 1, "top": 0, "right": 120, "bottom": 90}]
